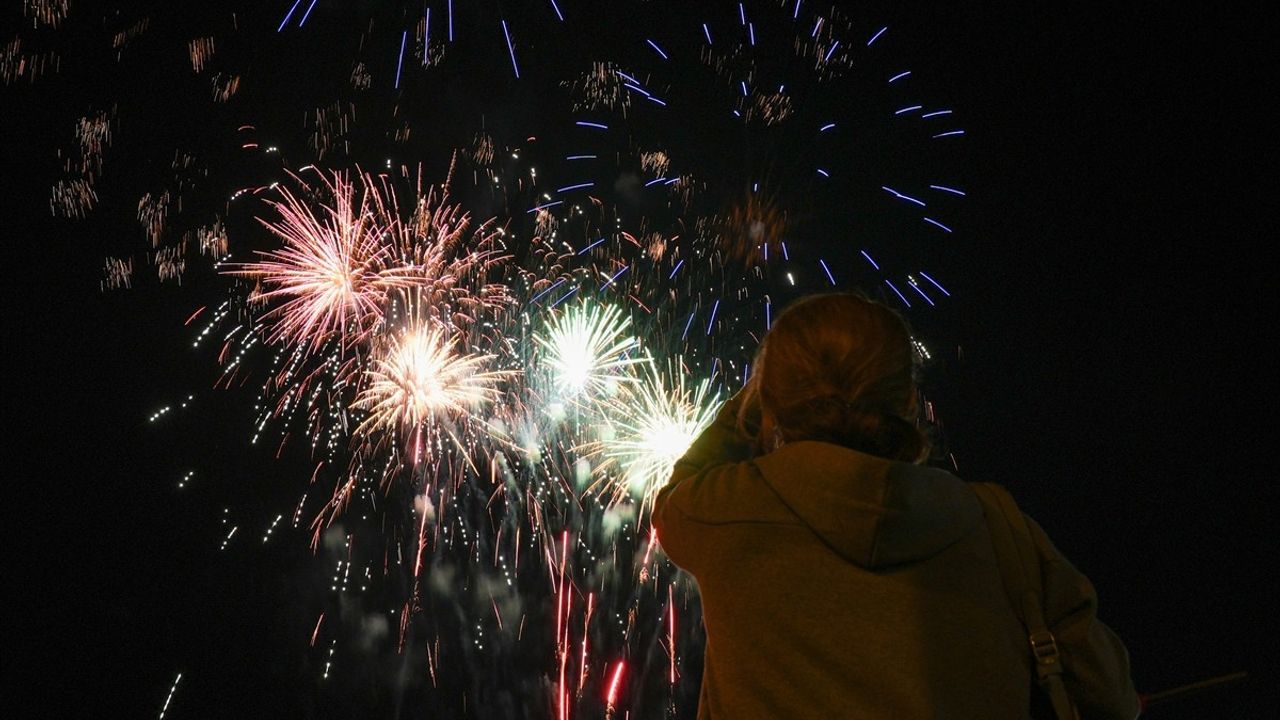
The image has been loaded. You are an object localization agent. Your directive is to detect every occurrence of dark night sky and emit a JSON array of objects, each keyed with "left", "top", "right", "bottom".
[{"left": 3, "top": 2, "right": 1272, "bottom": 718}]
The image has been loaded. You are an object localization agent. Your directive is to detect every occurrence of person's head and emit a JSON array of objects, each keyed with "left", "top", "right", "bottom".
[{"left": 740, "top": 293, "right": 928, "bottom": 463}]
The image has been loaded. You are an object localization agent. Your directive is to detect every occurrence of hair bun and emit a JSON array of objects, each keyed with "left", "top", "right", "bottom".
[
  {"left": 780, "top": 396, "right": 926, "bottom": 463},
  {"left": 751, "top": 293, "right": 930, "bottom": 462}
]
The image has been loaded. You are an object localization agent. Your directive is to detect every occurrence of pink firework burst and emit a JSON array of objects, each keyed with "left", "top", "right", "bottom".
[
  {"left": 231, "top": 172, "right": 414, "bottom": 354},
  {"left": 231, "top": 169, "right": 514, "bottom": 358}
]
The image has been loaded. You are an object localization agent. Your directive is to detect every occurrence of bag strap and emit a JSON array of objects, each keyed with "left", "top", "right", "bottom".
[{"left": 972, "top": 483, "right": 1079, "bottom": 720}]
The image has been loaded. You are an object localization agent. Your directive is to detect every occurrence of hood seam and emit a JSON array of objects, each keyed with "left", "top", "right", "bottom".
[
  {"left": 754, "top": 458, "right": 875, "bottom": 566},
  {"left": 866, "top": 466, "right": 893, "bottom": 567}
]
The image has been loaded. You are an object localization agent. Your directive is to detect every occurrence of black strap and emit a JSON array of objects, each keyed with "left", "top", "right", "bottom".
[{"left": 972, "top": 483, "right": 1079, "bottom": 720}]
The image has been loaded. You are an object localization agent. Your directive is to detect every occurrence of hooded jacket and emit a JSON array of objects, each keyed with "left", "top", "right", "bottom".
[{"left": 653, "top": 397, "right": 1140, "bottom": 720}]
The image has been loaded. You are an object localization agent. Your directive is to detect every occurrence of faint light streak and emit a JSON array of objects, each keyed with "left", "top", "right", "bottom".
[
  {"left": 394, "top": 31, "right": 407, "bottom": 89},
  {"left": 703, "top": 22, "right": 713, "bottom": 44},
  {"left": 299, "top": 0, "right": 318, "bottom": 27},
  {"left": 262, "top": 514, "right": 284, "bottom": 542},
  {"left": 578, "top": 237, "right": 607, "bottom": 254},
  {"left": 527, "top": 200, "right": 563, "bottom": 213},
  {"left": 310, "top": 613, "right": 325, "bottom": 646},
  {"left": 501, "top": 20, "right": 519, "bottom": 79},
  {"left": 819, "top": 259, "right": 835, "bottom": 285},
  {"left": 549, "top": 287, "right": 579, "bottom": 309},
  {"left": 706, "top": 299, "right": 720, "bottom": 335},
  {"left": 921, "top": 109, "right": 953, "bottom": 118},
  {"left": 885, "top": 279, "right": 911, "bottom": 307},
  {"left": 276, "top": 0, "right": 302, "bottom": 32},
  {"left": 860, "top": 250, "right": 881, "bottom": 270},
  {"left": 556, "top": 182, "right": 594, "bottom": 193},
  {"left": 867, "top": 26, "right": 888, "bottom": 46},
  {"left": 819, "top": 122, "right": 836, "bottom": 131},
  {"left": 929, "top": 184, "right": 966, "bottom": 196},
  {"left": 323, "top": 639, "right": 336, "bottom": 678},
  {"left": 923, "top": 217, "right": 953, "bottom": 232},
  {"left": 668, "top": 259, "right": 684, "bottom": 279},
  {"left": 932, "top": 130, "right": 965, "bottom": 138},
  {"left": 920, "top": 271, "right": 952, "bottom": 296},
  {"left": 575, "top": 121, "right": 608, "bottom": 130},
  {"left": 823, "top": 40, "right": 839, "bottom": 63},
  {"left": 646, "top": 39, "right": 669, "bottom": 60},
  {"left": 889, "top": 70, "right": 911, "bottom": 83},
  {"left": 578, "top": 593, "right": 594, "bottom": 691},
  {"left": 907, "top": 279, "right": 935, "bottom": 306},
  {"left": 599, "top": 265, "right": 629, "bottom": 291},
  {"left": 158, "top": 673, "right": 182, "bottom": 719},
  {"left": 882, "top": 186, "right": 925, "bottom": 207},
  {"left": 894, "top": 105, "right": 923, "bottom": 115},
  {"left": 605, "top": 660, "right": 626, "bottom": 709},
  {"left": 668, "top": 587, "right": 677, "bottom": 683},
  {"left": 548, "top": 0, "right": 565, "bottom": 22},
  {"left": 220, "top": 526, "right": 238, "bottom": 550}
]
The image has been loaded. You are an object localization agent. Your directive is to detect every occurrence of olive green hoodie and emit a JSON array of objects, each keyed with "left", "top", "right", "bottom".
[{"left": 653, "top": 398, "right": 1140, "bottom": 719}]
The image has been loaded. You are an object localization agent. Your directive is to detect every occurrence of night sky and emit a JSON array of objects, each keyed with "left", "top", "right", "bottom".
[{"left": 4, "top": 2, "right": 1272, "bottom": 718}]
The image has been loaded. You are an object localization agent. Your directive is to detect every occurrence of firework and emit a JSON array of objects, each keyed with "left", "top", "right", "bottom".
[
  {"left": 231, "top": 172, "right": 410, "bottom": 354},
  {"left": 353, "top": 321, "right": 513, "bottom": 458},
  {"left": 187, "top": 36, "right": 215, "bottom": 73},
  {"left": 28, "top": 0, "right": 969, "bottom": 714},
  {"left": 534, "top": 302, "right": 646, "bottom": 403},
  {"left": 101, "top": 257, "right": 133, "bottom": 291},
  {"left": 592, "top": 359, "right": 721, "bottom": 513}
]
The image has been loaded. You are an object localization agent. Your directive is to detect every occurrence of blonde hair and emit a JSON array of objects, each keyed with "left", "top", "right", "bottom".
[{"left": 738, "top": 293, "right": 928, "bottom": 463}]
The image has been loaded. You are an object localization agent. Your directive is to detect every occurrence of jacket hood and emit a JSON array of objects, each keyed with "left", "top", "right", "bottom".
[{"left": 751, "top": 441, "right": 982, "bottom": 569}]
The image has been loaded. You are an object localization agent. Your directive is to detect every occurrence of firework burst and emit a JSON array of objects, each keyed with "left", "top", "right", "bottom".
[
  {"left": 353, "top": 320, "right": 514, "bottom": 462},
  {"left": 232, "top": 172, "right": 411, "bottom": 354},
  {"left": 29, "top": 0, "right": 971, "bottom": 713},
  {"left": 592, "top": 359, "right": 721, "bottom": 513},
  {"left": 534, "top": 302, "right": 647, "bottom": 403}
]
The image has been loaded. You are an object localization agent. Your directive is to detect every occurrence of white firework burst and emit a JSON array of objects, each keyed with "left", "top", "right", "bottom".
[{"left": 534, "top": 302, "right": 646, "bottom": 403}]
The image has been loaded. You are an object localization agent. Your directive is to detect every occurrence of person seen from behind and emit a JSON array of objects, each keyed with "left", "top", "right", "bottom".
[{"left": 653, "top": 293, "right": 1140, "bottom": 719}]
